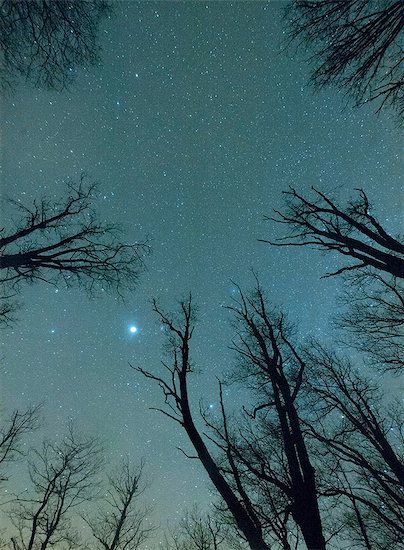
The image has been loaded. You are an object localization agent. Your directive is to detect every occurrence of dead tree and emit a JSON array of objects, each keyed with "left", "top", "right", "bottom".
[
  {"left": 262, "top": 187, "right": 404, "bottom": 278},
  {"left": 302, "top": 342, "right": 404, "bottom": 548},
  {"left": 0, "top": 0, "right": 111, "bottom": 91},
  {"left": 135, "top": 297, "right": 271, "bottom": 550},
  {"left": 286, "top": 0, "right": 404, "bottom": 120},
  {"left": 9, "top": 425, "right": 101, "bottom": 550},
  {"left": 0, "top": 175, "right": 148, "bottom": 324},
  {"left": 84, "top": 458, "right": 154, "bottom": 550}
]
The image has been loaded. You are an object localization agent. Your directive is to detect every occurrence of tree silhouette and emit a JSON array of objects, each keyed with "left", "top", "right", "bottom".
[
  {"left": 135, "top": 298, "right": 271, "bottom": 550},
  {"left": 262, "top": 187, "right": 404, "bottom": 278},
  {"left": 136, "top": 290, "right": 329, "bottom": 550},
  {"left": 84, "top": 458, "right": 154, "bottom": 550},
  {"left": 138, "top": 283, "right": 403, "bottom": 549},
  {"left": 286, "top": 0, "right": 404, "bottom": 120},
  {"left": 0, "top": 175, "right": 149, "bottom": 324},
  {"left": 0, "top": 406, "right": 40, "bottom": 484},
  {"left": 137, "top": 183, "right": 404, "bottom": 548},
  {"left": 224, "top": 283, "right": 326, "bottom": 550},
  {"left": 0, "top": 0, "right": 111, "bottom": 92},
  {"left": 9, "top": 425, "right": 101, "bottom": 550},
  {"left": 338, "top": 271, "right": 404, "bottom": 374},
  {"left": 303, "top": 342, "right": 404, "bottom": 548},
  {"left": 164, "top": 504, "right": 248, "bottom": 550},
  {"left": 263, "top": 187, "right": 404, "bottom": 375}
]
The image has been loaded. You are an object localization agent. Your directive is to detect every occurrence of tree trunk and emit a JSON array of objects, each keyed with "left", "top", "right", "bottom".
[{"left": 292, "top": 483, "right": 326, "bottom": 550}]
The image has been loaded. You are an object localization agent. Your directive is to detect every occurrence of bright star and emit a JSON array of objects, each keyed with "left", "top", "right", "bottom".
[{"left": 129, "top": 326, "right": 138, "bottom": 334}]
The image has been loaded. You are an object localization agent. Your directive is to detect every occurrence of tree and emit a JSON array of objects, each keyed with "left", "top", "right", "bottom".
[
  {"left": 134, "top": 187, "right": 403, "bottom": 548},
  {"left": 262, "top": 187, "right": 404, "bottom": 278},
  {"left": 261, "top": 186, "right": 404, "bottom": 544},
  {"left": 0, "top": 0, "right": 111, "bottom": 92},
  {"left": 136, "top": 291, "right": 329, "bottom": 550},
  {"left": 84, "top": 458, "right": 154, "bottom": 550},
  {"left": 337, "top": 271, "right": 404, "bottom": 374},
  {"left": 9, "top": 425, "right": 101, "bottom": 550},
  {"left": 0, "top": 406, "right": 40, "bottom": 484},
  {"left": 263, "top": 187, "right": 404, "bottom": 374},
  {"left": 302, "top": 341, "right": 404, "bottom": 549},
  {"left": 135, "top": 298, "right": 271, "bottom": 550},
  {"left": 286, "top": 0, "right": 404, "bottom": 120},
  {"left": 224, "top": 284, "right": 326, "bottom": 550},
  {"left": 0, "top": 175, "right": 149, "bottom": 324},
  {"left": 164, "top": 505, "right": 245, "bottom": 550}
]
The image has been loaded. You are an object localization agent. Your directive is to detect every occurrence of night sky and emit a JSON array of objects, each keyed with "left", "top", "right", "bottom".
[{"left": 1, "top": 1, "right": 402, "bottom": 545}]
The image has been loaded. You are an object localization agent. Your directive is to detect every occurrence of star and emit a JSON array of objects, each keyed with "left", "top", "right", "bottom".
[{"left": 129, "top": 325, "right": 138, "bottom": 334}]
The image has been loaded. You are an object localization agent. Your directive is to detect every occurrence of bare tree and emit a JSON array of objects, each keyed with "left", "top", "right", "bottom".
[
  {"left": 262, "top": 187, "right": 404, "bottom": 278},
  {"left": 164, "top": 505, "right": 244, "bottom": 550},
  {"left": 0, "top": 175, "right": 149, "bottom": 324},
  {"left": 263, "top": 187, "right": 404, "bottom": 375},
  {"left": 135, "top": 297, "right": 271, "bottom": 550},
  {"left": 302, "top": 342, "right": 404, "bottom": 549},
  {"left": 0, "top": 0, "right": 111, "bottom": 92},
  {"left": 286, "top": 0, "right": 404, "bottom": 120},
  {"left": 223, "top": 284, "right": 326, "bottom": 550},
  {"left": 137, "top": 281, "right": 404, "bottom": 549},
  {"left": 0, "top": 406, "right": 40, "bottom": 484},
  {"left": 337, "top": 271, "right": 404, "bottom": 374},
  {"left": 84, "top": 458, "right": 154, "bottom": 550},
  {"left": 136, "top": 290, "right": 330, "bottom": 550},
  {"left": 9, "top": 425, "right": 101, "bottom": 550}
]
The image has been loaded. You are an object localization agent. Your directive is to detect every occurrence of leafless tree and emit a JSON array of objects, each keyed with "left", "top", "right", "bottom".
[
  {"left": 136, "top": 280, "right": 404, "bottom": 548},
  {"left": 134, "top": 297, "right": 271, "bottom": 550},
  {"left": 0, "top": 174, "right": 149, "bottom": 324},
  {"left": 136, "top": 290, "right": 330, "bottom": 550},
  {"left": 0, "top": 406, "right": 40, "bottom": 484},
  {"left": 9, "top": 424, "right": 101, "bottom": 550},
  {"left": 223, "top": 283, "right": 326, "bottom": 550},
  {"left": 263, "top": 187, "right": 404, "bottom": 375},
  {"left": 286, "top": 0, "right": 404, "bottom": 120},
  {"left": 302, "top": 342, "right": 404, "bottom": 549},
  {"left": 0, "top": 0, "right": 111, "bottom": 92},
  {"left": 337, "top": 271, "right": 404, "bottom": 374},
  {"left": 262, "top": 187, "right": 404, "bottom": 278},
  {"left": 84, "top": 457, "right": 154, "bottom": 550},
  {"left": 164, "top": 505, "right": 235, "bottom": 550}
]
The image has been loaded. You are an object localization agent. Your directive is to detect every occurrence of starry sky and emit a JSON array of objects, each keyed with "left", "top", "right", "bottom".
[{"left": 1, "top": 0, "right": 402, "bottom": 544}]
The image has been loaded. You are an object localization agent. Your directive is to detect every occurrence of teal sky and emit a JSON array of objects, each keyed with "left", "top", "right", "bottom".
[{"left": 1, "top": 1, "right": 402, "bottom": 545}]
